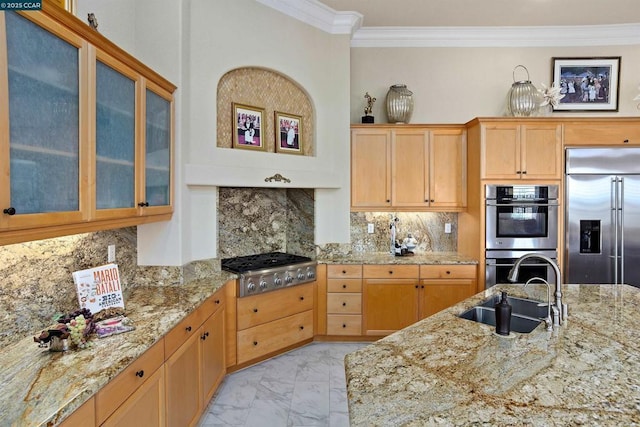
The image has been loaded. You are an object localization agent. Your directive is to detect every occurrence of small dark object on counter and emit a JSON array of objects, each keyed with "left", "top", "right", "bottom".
[
  {"left": 33, "top": 324, "right": 69, "bottom": 344},
  {"left": 495, "top": 291, "right": 512, "bottom": 336}
]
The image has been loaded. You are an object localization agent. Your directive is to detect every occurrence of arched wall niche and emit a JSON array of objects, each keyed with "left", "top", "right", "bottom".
[{"left": 216, "top": 67, "right": 315, "bottom": 156}]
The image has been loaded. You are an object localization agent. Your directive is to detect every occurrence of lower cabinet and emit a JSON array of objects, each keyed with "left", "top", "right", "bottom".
[
  {"left": 326, "top": 264, "right": 363, "bottom": 336},
  {"left": 362, "top": 264, "right": 477, "bottom": 336},
  {"left": 101, "top": 368, "right": 165, "bottom": 427},
  {"left": 165, "top": 287, "right": 226, "bottom": 427},
  {"left": 419, "top": 265, "right": 477, "bottom": 317},
  {"left": 59, "top": 397, "right": 95, "bottom": 427},
  {"left": 235, "top": 283, "right": 314, "bottom": 366},
  {"left": 362, "top": 265, "right": 420, "bottom": 336},
  {"left": 95, "top": 338, "right": 165, "bottom": 426}
]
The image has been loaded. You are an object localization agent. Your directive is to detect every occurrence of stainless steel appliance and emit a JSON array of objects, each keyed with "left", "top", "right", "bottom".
[
  {"left": 485, "top": 184, "right": 559, "bottom": 250},
  {"left": 486, "top": 249, "right": 558, "bottom": 288},
  {"left": 221, "top": 252, "right": 317, "bottom": 297},
  {"left": 565, "top": 148, "right": 640, "bottom": 286}
]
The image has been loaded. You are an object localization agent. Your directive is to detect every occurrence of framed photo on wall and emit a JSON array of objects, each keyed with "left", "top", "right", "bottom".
[
  {"left": 551, "top": 57, "right": 620, "bottom": 112},
  {"left": 233, "top": 103, "right": 266, "bottom": 151},
  {"left": 50, "top": 0, "right": 76, "bottom": 13},
  {"left": 275, "top": 111, "right": 302, "bottom": 154}
]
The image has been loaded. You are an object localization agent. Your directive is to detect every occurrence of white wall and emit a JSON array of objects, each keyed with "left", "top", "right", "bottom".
[
  {"left": 351, "top": 45, "right": 640, "bottom": 124},
  {"left": 78, "top": 0, "right": 352, "bottom": 265}
]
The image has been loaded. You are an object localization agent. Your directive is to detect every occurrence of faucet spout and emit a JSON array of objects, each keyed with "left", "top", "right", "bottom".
[
  {"left": 524, "top": 277, "right": 554, "bottom": 330},
  {"left": 508, "top": 253, "right": 566, "bottom": 325}
]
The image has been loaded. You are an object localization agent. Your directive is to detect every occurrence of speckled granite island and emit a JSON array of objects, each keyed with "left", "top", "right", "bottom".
[
  {"left": 0, "top": 271, "right": 235, "bottom": 427},
  {"left": 345, "top": 283, "right": 640, "bottom": 426}
]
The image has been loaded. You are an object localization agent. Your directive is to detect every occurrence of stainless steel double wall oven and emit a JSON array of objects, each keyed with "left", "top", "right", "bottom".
[{"left": 485, "top": 184, "right": 559, "bottom": 288}]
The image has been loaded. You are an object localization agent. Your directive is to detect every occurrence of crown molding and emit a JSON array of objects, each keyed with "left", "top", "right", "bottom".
[
  {"left": 255, "top": 0, "right": 362, "bottom": 35},
  {"left": 257, "top": 0, "right": 640, "bottom": 47},
  {"left": 350, "top": 24, "right": 640, "bottom": 47}
]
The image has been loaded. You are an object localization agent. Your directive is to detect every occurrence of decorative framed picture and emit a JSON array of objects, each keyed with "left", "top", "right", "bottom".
[
  {"left": 551, "top": 57, "right": 620, "bottom": 112},
  {"left": 233, "top": 103, "right": 266, "bottom": 151},
  {"left": 275, "top": 111, "right": 302, "bottom": 154}
]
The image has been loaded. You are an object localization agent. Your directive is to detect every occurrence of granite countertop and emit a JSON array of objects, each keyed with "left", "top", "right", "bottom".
[
  {"left": 318, "top": 251, "right": 478, "bottom": 265},
  {"left": 0, "top": 271, "right": 236, "bottom": 427},
  {"left": 345, "top": 283, "right": 640, "bottom": 426}
]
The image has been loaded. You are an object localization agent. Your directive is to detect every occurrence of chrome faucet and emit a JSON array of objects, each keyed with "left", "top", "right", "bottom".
[
  {"left": 524, "top": 277, "right": 554, "bottom": 330},
  {"left": 507, "top": 253, "right": 567, "bottom": 325}
]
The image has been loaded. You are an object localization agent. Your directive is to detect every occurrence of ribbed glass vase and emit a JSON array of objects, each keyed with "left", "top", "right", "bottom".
[
  {"left": 507, "top": 65, "right": 539, "bottom": 117},
  {"left": 386, "top": 84, "right": 413, "bottom": 123}
]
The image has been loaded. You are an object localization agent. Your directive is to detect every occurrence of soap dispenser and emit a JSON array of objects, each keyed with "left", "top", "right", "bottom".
[{"left": 495, "top": 292, "right": 512, "bottom": 336}]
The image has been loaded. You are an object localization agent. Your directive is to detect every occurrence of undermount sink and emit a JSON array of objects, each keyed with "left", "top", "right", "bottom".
[{"left": 459, "top": 295, "right": 547, "bottom": 334}]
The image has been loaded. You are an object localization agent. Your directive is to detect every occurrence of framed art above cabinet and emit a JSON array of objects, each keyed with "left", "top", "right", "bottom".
[{"left": 0, "top": 0, "right": 176, "bottom": 245}]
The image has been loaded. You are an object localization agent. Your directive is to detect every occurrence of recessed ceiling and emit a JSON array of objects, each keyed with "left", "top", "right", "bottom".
[{"left": 317, "top": 0, "right": 640, "bottom": 27}]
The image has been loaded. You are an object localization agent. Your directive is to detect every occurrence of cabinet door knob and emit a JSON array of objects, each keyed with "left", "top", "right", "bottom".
[
  {"left": 214, "top": 299, "right": 220, "bottom": 304},
  {"left": 516, "top": 171, "right": 522, "bottom": 174},
  {"left": 446, "top": 270, "right": 451, "bottom": 275},
  {"left": 300, "top": 296, "right": 304, "bottom": 300},
  {"left": 299, "top": 326, "right": 304, "bottom": 330},
  {"left": 624, "top": 139, "right": 630, "bottom": 144},
  {"left": 430, "top": 199, "right": 435, "bottom": 203},
  {"left": 253, "top": 341, "right": 258, "bottom": 346},
  {"left": 201, "top": 332, "right": 209, "bottom": 340},
  {"left": 388, "top": 271, "right": 393, "bottom": 275},
  {"left": 342, "top": 270, "right": 347, "bottom": 274},
  {"left": 137, "top": 202, "right": 150, "bottom": 207},
  {"left": 185, "top": 326, "right": 192, "bottom": 332},
  {"left": 342, "top": 284, "right": 347, "bottom": 289},
  {"left": 521, "top": 171, "right": 527, "bottom": 174},
  {"left": 415, "top": 285, "right": 419, "bottom": 289},
  {"left": 3, "top": 207, "right": 16, "bottom": 215},
  {"left": 342, "top": 324, "right": 347, "bottom": 328},
  {"left": 135, "top": 370, "right": 144, "bottom": 378},
  {"left": 342, "top": 302, "right": 347, "bottom": 306},
  {"left": 253, "top": 308, "right": 258, "bottom": 313}
]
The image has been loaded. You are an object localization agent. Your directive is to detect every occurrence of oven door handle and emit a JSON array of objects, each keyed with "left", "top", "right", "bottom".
[
  {"left": 485, "top": 202, "right": 558, "bottom": 207},
  {"left": 487, "top": 262, "right": 554, "bottom": 267}
]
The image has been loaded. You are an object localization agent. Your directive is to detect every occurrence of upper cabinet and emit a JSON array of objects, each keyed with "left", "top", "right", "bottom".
[
  {"left": 0, "top": 3, "right": 176, "bottom": 244},
  {"left": 480, "top": 122, "right": 561, "bottom": 180},
  {"left": 351, "top": 125, "right": 467, "bottom": 211}
]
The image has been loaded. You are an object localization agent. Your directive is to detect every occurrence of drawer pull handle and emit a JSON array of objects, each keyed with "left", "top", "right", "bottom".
[
  {"left": 215, "top": 299, "right": 220, "bottom": 304},
  {"left": 299, "top": 326, "right": 304, "bottom": 330},
  {"left": 300, "top": 296, "right": 304, "bottom": 301},
  {"left": 624, "top": 139, "right": 630, "bottom": 144},
  {"left": 342, "top": 324, "right": 347, "bottom": 328},
  {"left": 342, "top": 302, "right": 347, "bottom": 306},
  {"left": 342, "top": 270, "right": 346, "bottom": 274},
  {"left": 342, "top": 284, "right": 347, "bottom": 289},
  {"left": 253, "top": 341, "right": 258, "bottom": 346},
  {"left": 201, "top": 332, "right": 210, "bottom": 340},
  {"left": 135, "top": 370, "right": 144, "bottom": 378},
  {"left": 253, "top": 308, "right": 258, "bottom": 313},
  {"left": 185, "top": 326, "right": 192, "bottom": 332},
  {"left": 446, "top": 271, "right": 451, "bottom": 275},
  {"left": 389, "top": 271, "right": 393, "bottom": 275}
]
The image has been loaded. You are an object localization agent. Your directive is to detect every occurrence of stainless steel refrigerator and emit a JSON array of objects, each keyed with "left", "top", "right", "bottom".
[{"left": 565, "top": 147, "right": 640, "bottom": 287}]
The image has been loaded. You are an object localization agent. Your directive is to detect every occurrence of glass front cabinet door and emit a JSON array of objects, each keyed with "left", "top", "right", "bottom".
[
  {"left": 0, "top": 11, "right": 86, "bottom": 230},
  {"left": 0, "top": 6, "right": 175, "bottom": 241}
]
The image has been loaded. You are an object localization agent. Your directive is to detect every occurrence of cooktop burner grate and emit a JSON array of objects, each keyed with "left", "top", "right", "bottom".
[{"left": 221, "top": 251, "right": 312, "bottom": 273}]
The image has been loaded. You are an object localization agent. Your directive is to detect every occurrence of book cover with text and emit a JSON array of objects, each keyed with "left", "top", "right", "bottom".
[{"left": 72, "top": 263, "right": 124, "bottom": 317}]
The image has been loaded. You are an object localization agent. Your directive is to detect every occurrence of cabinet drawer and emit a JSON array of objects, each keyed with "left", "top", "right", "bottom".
[
  {"left": 237, "top": 283, "right": 314, "bottom": 330},
  {"left": 563, "top": 123, "right": 640, "bottom": 146},
  {"left": 96, "top": 338, "right": 165, "bottom": 425},
  {"left": 363, "top": 264, "right": 419, "bottom": 279},
  {"left": 327, "top": 315, "right": 362, "bottom": 335},
  {"left": 237, "top": 310, "right": 313, "bottom": 365},
  {"left": 164, "top": 306, "right": 205, "bottom": 358},
  {"left": 327, "top": 264, "right": 362, "bottom": 278},
  {"left": 327, "top": 278, "right": 362, "bottom": 293},
  {"left": 327, "top": 293, "right": 362, "bottom": 314},
  {"left": 420, "top": 264, "right": 476, "bottom": 279}
]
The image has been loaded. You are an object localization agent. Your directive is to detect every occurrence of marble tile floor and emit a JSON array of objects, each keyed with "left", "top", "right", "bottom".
[{"left": 198, "top": 342, "right": 369, "bottom": 427}]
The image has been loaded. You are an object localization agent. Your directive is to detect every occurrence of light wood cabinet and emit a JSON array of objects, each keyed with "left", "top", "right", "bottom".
[
  {"left": 362, "top": 264, "right": 477, "bottom": 336},
  {"left": 481, "top": 123, "right": 561, "bottom": 180},
  {"left": 563, "top": 119, "right": 640, "bottom": 146},
  {"left": 165, "top": 287, "right": 226, "bottom": 427},
  {"left": 419, "top": 265, "right": 477, "bottom": 317},
  {"left": 351, "top": 125, "right": 466, "bottom": 211},
  {"left": 362, "top": 265, "right": 420, "bottom": 336},
  {"left": 95, "top": 339, "right": 165, "bottom": 425},
  {"left": 235, "top": 283, "right": 314, "bottom": 366},
  {"left": 0, "top": 3, "right": 175, "bottom": 245},
  {"left": 59, "top": 397, "right": 95, "bottom": 427},
  {"left": 326, "top": 265, "right": 363, "bottom": 336},
  {"left": 101, "top": 368, "right": 165, "bottom": 427}
]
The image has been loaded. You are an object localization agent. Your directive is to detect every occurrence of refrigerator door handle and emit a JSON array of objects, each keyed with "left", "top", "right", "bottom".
[
  {"left": 620, "top": 176, "right": 625, "bottom": 285},
  {"left": 612, "top": 177, "right": 619, "bottom": 285}
]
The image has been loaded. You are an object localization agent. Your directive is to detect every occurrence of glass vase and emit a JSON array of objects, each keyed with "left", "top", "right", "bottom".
[{"left": 386, "top": 84, "right": 414, "bottom": 123}]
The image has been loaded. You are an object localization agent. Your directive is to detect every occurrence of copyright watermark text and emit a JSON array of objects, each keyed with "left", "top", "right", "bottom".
[{"left": 0, "top": 1, "right": 42, "bottom": 10}]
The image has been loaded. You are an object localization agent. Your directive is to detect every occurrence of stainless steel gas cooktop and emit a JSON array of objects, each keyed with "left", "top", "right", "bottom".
[{"left": 221, "top": 252, "right": 317, "bottom": 297}]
